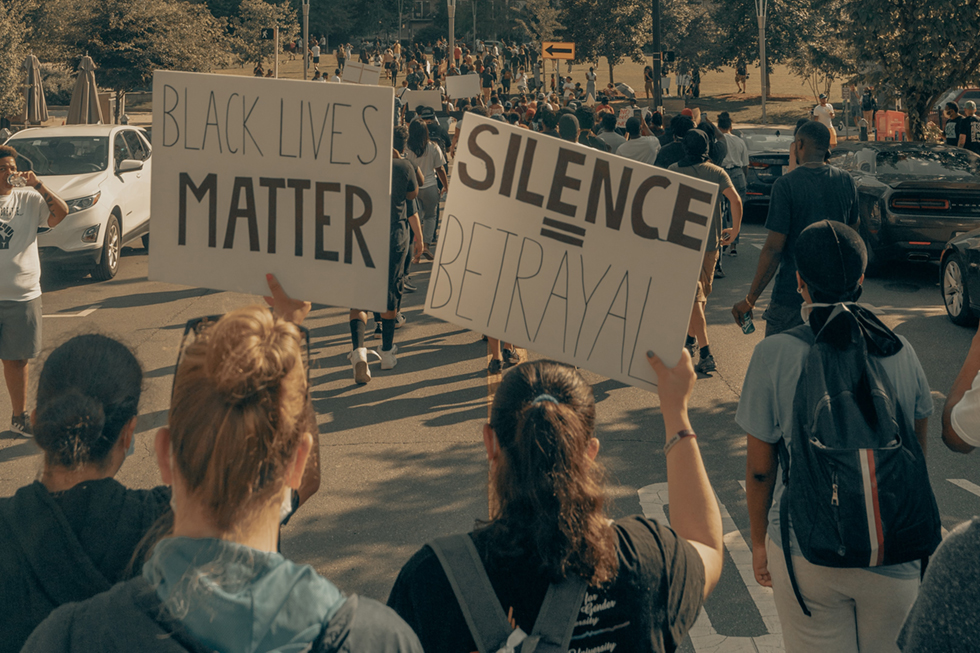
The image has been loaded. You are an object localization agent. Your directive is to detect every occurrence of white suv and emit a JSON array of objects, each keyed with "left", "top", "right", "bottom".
[{"left": 5, "top": 125, "right": 151, "bottom": 280}]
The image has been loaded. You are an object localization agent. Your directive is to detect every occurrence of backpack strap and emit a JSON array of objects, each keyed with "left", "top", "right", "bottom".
[
  {"left": 522, "top": 575, "right": 589, "bottom": 653},
  {"left": 779, "top": 491, "right": 812, "bottom": 617},
  {"left": 428, "top": 534, "right": 516, "bottom": 653},
  {"left": 783, "top": 323, "right": 815, "bottom": 346}
]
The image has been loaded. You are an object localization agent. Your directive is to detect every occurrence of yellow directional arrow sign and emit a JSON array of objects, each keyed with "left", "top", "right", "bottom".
[{"left": 542, "top": 42, "right": 575, "bottom": 60}]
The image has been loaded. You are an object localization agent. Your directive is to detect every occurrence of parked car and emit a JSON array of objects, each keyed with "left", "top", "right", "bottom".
[
  {"left": 740, "top": 127, "right": 795, "bottom": 212},
  {"left": 6, "top": 124, "right": 151, "bottom": 280},
  {"left": 941, "top": 228, "right": 980, "bottom": 325},
  {"left": 830, "top": 142, "right": 980, "bottom": 274}
]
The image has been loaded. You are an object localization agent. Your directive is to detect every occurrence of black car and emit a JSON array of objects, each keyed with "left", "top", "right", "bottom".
[
  {"left": 941, "top": 228, "right": 980, "bottom": 325},
  {"left": 831, "top": 142, "right": 980, "bottom": 274},
  {"left": 741, "top": 128, "right": 795, "bottom": 210}
]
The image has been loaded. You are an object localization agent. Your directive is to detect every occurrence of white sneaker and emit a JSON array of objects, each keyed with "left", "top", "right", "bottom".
[
  {"left": 395, "top": 312, "right": 407, "bottom": 328},
  {"left": 347, "top": 348, "right": 381, "bottom": 384},
  {"left": 379, "top": 344, "right": 398, "bottom": 370}
]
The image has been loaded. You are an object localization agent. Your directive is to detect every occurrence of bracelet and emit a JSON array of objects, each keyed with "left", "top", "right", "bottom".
[
  {"left": 664, "top": 429, "right": 696, "bottom": 456},
  {"left": 745, "top": 294, "right": 756, "bottom": 309}
]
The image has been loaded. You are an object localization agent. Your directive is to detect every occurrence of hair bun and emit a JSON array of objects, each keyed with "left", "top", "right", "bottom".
[
  {"left": 205, "top": 310, "right": 302, "bottom": 404},
  {"left": 34, "top": 388, "right": 107, "bottom": 466}
]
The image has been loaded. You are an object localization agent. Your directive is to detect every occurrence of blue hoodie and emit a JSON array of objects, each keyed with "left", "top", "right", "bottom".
[{"left": 143, "top": 537, "right": 346, "bottom": 653}]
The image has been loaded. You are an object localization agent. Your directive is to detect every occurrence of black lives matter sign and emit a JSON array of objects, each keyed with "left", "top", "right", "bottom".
[
  {"left": 149, "top": 71, "right": 394, "bottom": 311},
  {"left": 424, "top": 115, "right": 717, "bottom": 391}
]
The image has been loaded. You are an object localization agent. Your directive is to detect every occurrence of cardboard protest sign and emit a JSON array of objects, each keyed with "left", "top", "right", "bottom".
[
  {"left": 404, "top": 90, "right": 443, "bottom": 111},
  {"left": 424, "top": 114, "right": 718, "bottom": 391},
  {"left": 446, "top": 74, "right": 481, "bottom": 99},
  {"left": 616, "top": 107, "right": 632, "bottom": 129},
  {"left": 150, "top": 71, "right": 394, "bottom": 312},
  {"left": 342, "top": 61, "right": 382, "bottom": 85}
]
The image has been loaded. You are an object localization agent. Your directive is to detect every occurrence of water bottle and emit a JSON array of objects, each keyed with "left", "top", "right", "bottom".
[{"left": 7, "top": 174, "right": 26, "bottom": 188}]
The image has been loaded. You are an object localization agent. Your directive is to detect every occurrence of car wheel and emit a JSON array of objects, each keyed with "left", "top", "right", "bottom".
[
  {"left": 142, "top": 233, "right": 150, "bottom": 250},
  {"left": 943, "top": 254, "right": 977, "bottom": 326},
  {"left": 92, "top": 215, "right": 121, "bottom": 281}
]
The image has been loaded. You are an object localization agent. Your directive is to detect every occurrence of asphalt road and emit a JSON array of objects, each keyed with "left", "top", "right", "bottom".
[{"left": 1, "top": 222, "right": 977, "bottom": 653}]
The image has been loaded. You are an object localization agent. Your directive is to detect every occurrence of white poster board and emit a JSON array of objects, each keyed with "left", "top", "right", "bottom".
[
  {"left": 424, "top": 115, "right": 718, "bottom": 391},
  {"left": 616, "top": 107, "right": 632, "bottom": 129},
  {"left": 150, "top": 71, "right": 395, "bottom": 312},
  {"left": 404, "top": 90, "right": 443, "bottom": 111},
  {"left": 446, "top": 74, "right": 482, "bottom": 100},
  {"left": 342, "top": 61, "right": 382, "bottom": 86}
]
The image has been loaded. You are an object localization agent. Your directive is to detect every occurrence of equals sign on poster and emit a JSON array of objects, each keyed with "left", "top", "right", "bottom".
[{"left": 540, "top": 217, "right": 585, "bottom": 247}]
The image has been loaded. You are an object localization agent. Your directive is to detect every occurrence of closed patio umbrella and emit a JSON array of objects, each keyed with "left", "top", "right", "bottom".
[
  {"left": 66, "top": 56, "right": 103, "bottom": 125},
  {"left": 23, "top": 55, "right": 48, "bottom": 125}
]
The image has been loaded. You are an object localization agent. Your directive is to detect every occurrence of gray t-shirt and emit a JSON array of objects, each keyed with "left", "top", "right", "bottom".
[
  {"left": 898, "top": 517, "right": 980, "bottom": 652},
  {"left": 765, "top": 165, "right": 860, "bottom": 307},
  {"left": 735, "top": 329, "right": 932, "bottom": 579},
  {"left": 669, "top": 161, "right": 733, "bottom": 253}
]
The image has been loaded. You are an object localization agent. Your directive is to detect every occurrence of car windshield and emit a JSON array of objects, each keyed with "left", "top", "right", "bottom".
[
  {"left": 875, "top": 149, "right": 980, "bottom": 179},
  {"left": 12, "top": 136, "right": 109, "bottom": 175},
  {"left": 743, "top": 133, "right": 794, "bottom": 153}
]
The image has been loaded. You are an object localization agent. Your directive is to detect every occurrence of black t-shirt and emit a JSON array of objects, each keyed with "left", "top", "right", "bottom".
[
  {"left": 946, "top": 115, "right": 963, "bottom": 146},
  {"left": 956, "top": 115, "right": 980, "bottom": 153},
  {"left": 655, "top": 141, "right": 686, "bottom": 169},
  {"left": 482, "top": 70, "right": 496, "bottom": 88},
  {"left": 765, "top": 164, "right": 860, "bottom": 307},
  {"left": 387, "top": 516, "right": 705, "bottom": 653},
  {"left": 391, "top": 159, "right": 417, "bottom": 231}
]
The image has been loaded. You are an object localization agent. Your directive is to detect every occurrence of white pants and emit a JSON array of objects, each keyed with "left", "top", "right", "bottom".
[{"left": 766, "top": 536, "right": 918, "bottom": 653}]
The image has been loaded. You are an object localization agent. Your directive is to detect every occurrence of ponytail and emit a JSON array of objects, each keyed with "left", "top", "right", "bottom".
[{"left": 484, "top": 361, "right": 616, "bottom": 585}]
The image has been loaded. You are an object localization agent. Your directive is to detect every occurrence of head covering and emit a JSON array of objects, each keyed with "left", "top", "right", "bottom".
[
  {"left": 819, "top": 93, "right": 828, "bottom": 99},
  {"left": 558, "top": 114, "right": 580, "bottom": 142},
  {"left": 417, "top": 106, "right": 436, "bottom": 119},
  {"left": 966, "top": 100, "right": 977, "bottom": 112},
  {"left": 796, "top": 220, "right": 866, "bottom": 301},
  {"left": 680, "top": 108, "right": 694, "bottom": 118},
  {"left": 677, "top": 129, "right": 710, "bottom": 167}
]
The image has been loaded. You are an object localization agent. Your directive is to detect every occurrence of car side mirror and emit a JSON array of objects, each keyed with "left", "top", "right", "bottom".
[{"left": 117, "top": 159, "right": 143, "bottom": 174}]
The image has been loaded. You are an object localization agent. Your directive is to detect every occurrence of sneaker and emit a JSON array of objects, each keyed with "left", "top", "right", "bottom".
[
  {"left": 487, "top": 358, "right": 503, "bottom": 374},
  {"left": 696, "top": 354, "right": 717, "bottom": 374},
  {"left": 347, "top": 348, "right": 380, "bottom": 385},
  {"left": 729, "top": 246, "right": 738, "bottom": 257},
  {"left": 10, "top": 413, "right": 32, "bottom": 438},
  {"left": 379, "top": 344, "right": 399, "bottom": 370},
  {"left": 714, "top": 265, "right": 726, "bottom": 279},
  {"left": 685, "top": 340, "right": 699, "bottom": 362},
  {"left": 372, "top": 324, "right": 382, "bottom": 340},
  {"left": 503, "top": 348, "right": 521, "bottom": 367},
  {"left": 403, "top": 280, "right": 417, "bottom": 293},
  {"left": 395, "top": 312, "right": 407, "bottom": 328}
]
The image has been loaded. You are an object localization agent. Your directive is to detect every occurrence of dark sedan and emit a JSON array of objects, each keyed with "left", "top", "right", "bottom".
[
  {"left": 941, "top": 228, "right": 980, "bottom": 325},
  {"left": 741, "top": 128, "right": 795, "bottom": 210},
  {"left": 830, "top": 143, "right": 980, "bottom": 274}
]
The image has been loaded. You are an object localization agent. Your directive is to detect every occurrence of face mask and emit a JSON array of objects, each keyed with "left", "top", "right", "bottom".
[{"left": 800, "top": 302, "right": 837, "bottom": 323}]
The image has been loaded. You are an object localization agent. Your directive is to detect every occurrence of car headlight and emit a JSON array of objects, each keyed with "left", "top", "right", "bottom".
[{"left": 66, "top": 191, "right": 101, "bottom": 214}]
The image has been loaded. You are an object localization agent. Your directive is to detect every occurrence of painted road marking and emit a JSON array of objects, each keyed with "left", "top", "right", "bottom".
[
  {"left": 43, "top": 306, "right": 99, "bottom": 318},
  {"left": 949, "top": 478, "right": 980, "bottom": 497},
  {"left": 639, "top": 483, "right": 783, "bottom": 653}
]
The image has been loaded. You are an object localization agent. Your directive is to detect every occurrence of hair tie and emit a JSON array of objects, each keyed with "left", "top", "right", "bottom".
[{"left": 532, "top": 393, "right": 559, "bottom": 405}]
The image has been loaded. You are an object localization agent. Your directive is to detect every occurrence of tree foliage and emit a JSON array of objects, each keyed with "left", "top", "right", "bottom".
[
  {"left": 0, "top": 0, "right": 33, "bottom": 118},
  {"left": 230, "top": 0, "right": 299, "bottom": 65},
  {"left": 515, "top": 0, "right": 562, "bottom": 44},
  {"left": 825, "top": 0, "right": 980, "bottom": 140},
  {"left": 660, "top": 0, "right": 723, "bottom": 75},
  {"left": 563, "top": 0, "right": 649, "bottom": 82}
]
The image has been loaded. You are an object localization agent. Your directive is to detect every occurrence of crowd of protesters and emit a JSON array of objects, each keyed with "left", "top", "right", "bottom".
[{"left": 3, "top": 38, "right": 980, "bottom": 653}]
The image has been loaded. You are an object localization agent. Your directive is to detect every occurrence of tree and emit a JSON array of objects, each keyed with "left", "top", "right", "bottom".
[
  {"left": 660, "top": 0, "right": 724, "bottom": 77},
  {"left": 515, "top": 0, "right": 562, "bottom": 44},
  {"left": 563, "top": 0, "right": 650, "bottom": 83},
  {"left": 230, "top": 0, "right": 299, "bottom": 65},
  {"left": 784, "top": 5, "right": 854, "bottom": 103},
  {"left": 825, "top": 0, "right": 980, "bottom": 140},
  {"left": 0, "top": 1, "right": 32, "bottom": 119}
]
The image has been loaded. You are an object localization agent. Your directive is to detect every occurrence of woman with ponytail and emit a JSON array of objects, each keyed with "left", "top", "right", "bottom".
[
  {"left": 0, "top": 334, "right": 163, "bottom": 653},
  {"left": 388, "top": 356, "right": 724, "bottom": 652},
  {"left": 23, "top": 303, "right": 421, "bottom": 653}
]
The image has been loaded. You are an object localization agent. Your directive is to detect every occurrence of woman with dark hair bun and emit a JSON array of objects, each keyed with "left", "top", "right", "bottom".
[
  {"left": 388, "top": 354, "right": 724, "bottom": 652},
  {"left": 0, "top": 334, "right": 167, "bottom": 653}
]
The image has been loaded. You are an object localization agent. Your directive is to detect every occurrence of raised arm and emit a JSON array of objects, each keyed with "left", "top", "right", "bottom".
[{"left": 942, "top": 322, "right": 980, "bottom": 453}]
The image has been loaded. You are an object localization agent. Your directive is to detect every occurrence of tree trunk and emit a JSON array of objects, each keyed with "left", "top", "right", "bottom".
[{"left": 608, "top": 59, "right": 614, "bottom": 85}]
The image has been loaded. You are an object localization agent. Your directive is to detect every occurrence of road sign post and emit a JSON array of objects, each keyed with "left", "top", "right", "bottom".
[{"left": 542, "top": 42, "right": 575, "bottom": 60}]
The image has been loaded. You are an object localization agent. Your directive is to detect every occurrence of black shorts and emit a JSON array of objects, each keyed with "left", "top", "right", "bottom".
[{"left": 388, "top": 230, "right": 410, "bottom": 311}]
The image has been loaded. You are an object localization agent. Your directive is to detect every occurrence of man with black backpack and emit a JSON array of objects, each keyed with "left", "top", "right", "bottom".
[{"left": 738, "top": 221, "right": 941, "bottom": 653}]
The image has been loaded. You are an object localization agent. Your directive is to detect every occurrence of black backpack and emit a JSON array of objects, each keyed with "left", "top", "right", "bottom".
[{"left": 778, "top": 305, "right": 942, "bottom": 616}]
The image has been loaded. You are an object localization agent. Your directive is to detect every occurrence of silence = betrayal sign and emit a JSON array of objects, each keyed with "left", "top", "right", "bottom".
[
  {"left": 423, "top": 114, "right": 718, "bottom": 391},
  {"left": 150, "top": 71, "right": 394, "bottom": 311}
]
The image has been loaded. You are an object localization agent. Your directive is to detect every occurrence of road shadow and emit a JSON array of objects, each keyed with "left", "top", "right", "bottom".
[{"left": 40, "top": 246, "right": 147, "bottom": 293}]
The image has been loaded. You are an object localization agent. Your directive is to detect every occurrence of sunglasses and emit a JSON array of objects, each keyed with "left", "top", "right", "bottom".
[{"left": 171, "top": 314, "right": 312, "bottom": 399}]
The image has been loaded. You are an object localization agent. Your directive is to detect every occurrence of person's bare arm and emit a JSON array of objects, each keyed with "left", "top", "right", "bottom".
[
  {"left": 23, "top": 172, "right": 68, "bottom": 227},
  {"left": 732, "top": 230, "right": 787, "bottom": 326},
  {"left": 959, "top": 134, "right": 967, "bottom": 148},
  {"left": 648, "top": 350, "right": 724, "bottom": 599},
  {"left": 745, "top": 435, "right": 779, "bottom": 587},
  {"left": 414, "top": 165, "right": 424, "bottom": 188},
  {"left": 436, "top": 166, "right": 449, "bottom": 194},
  {"left": 942, "top": 324, "right": 980, "bottom": 453}
]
